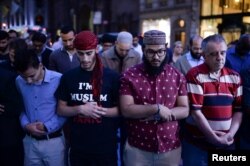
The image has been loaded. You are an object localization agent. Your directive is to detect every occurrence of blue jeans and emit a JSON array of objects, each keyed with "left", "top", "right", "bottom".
[{"left": 182, "top": 140, "right": 208, "bottom": 166}]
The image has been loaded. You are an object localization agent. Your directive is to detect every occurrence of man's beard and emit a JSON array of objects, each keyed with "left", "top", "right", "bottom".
[
  {"left": 143, "top": 54, "right": 168, "bottom": 76},
  {"left": 133, "top": 43, "right": 138, "bottom": 47},
  {"left": 190, "top": 50, "right": 201, "bottom": 60},
  {"left": 0, "top": 46, "right": 8, "bottom": 53}
]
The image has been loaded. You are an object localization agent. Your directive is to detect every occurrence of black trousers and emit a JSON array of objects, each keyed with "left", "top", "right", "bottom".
[
  {"left": 70, "top": 149, "right": 117, "bottom": 166},
  {"left": 0, "top": 145, "right": 24, "bottom": 166}
]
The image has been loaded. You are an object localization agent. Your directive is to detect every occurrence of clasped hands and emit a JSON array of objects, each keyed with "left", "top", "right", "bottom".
[
  {"left": 208, "top": 130, "right": 234, "bottom": 147},
  {"left": 77, "top": 102, "right": 107, "bottom": 119},
  {"left": 142, "top": 104, "right": 175, "bottom": 122}
]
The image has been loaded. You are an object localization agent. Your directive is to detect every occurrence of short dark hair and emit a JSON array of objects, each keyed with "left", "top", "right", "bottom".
[
  {"left": 8, "top": 29, "right": 19, "bottom": 38},
  {"left": 101, "top": 33, "right": 116, "bottom": 44},
  {"left": 9, "top": 38, "right": 28, "bottom": 54},
  {"left": 235, "top": 34, "right": 250, "bottom": 56},
  {"left": 14, "top": 49, "right": 40, "bottom": 72},
  {"left": 0, "top": 30, "right": 9, "bottom": 40},
  {"left": 60, "top": 26, "right": 75, "bottom": 35},
  {"left": 201, "top": 34, "right": 226, "bottom": 52},
  {"left": 189, "top": 35, "right": 203, "bottom": 47},
  {"left": 32, "top": 31, "right": 47, "bottom": 43}
]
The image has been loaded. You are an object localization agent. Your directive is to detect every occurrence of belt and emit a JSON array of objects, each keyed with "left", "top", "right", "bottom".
[{"left": 27, "top": 129, "right": 62, "bottom": 141}]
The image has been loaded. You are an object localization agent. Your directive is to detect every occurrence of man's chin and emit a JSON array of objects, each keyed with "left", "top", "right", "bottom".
[{"left": 65, "top": 47, "right": 74, "bottom": 51}]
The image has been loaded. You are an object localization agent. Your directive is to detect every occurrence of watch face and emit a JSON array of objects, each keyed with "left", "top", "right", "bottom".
[{"left": 154, "top": 113, "right": 161, "bottom": 121}]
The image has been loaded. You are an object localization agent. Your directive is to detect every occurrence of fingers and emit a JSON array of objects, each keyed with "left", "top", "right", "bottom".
[
  {"left": 91, "top": 107, "right": 107, "bottom": 118},
  {"left": 214, "top": 130, "right": 226, "bottom": 136},
  {"left": 25, "top": 123, "right": 46, "bottom": 136},
  {"left": 159, "top": 105, "right": 172, "bottom": 121},
  {"left": 86, "top": 104, "right": 107, "bottom": 118},
  {"left": 36, "top": 123, "right": 46, "bottom": 131}
]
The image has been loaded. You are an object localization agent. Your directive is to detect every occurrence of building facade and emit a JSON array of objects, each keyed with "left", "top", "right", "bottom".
[
  {"left": 200, "top": 0, "right": 250, "bottom": 44},
  {"left": 2, "top": 0, "right": 250, "bottom": 46},
  {"left": 139, "top": 0, "right": 200, "bottom": 49}
]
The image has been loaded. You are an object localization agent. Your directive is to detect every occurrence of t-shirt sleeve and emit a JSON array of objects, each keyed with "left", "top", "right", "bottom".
[
  {"left": 233, "top": 74, "right": 242, "bottom": 112},
  {"left": 119, "top": 72, "right": 133, "bottom": 96},
  {"left": 178, "top": 73, "right": 188, "bottom": 96},
  {"left": 55, "top": 74, "right": 69, "bottom": 101},
  {"left": 186, "top": 70, "right": 204, "bottom": 111}
]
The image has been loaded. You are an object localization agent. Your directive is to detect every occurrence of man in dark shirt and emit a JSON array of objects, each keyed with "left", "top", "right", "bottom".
[
  {"left": 0, "top": 30, "right": 10, "bottom": 63},
  {"left": 0, "top": 67, "right": 24, "bottom": 166},
  {"left": 56, "top": 31, "right": 120, "bottom": 166},
  {"left": 31, "top": 31, "right": 53, "bottom": 68}
]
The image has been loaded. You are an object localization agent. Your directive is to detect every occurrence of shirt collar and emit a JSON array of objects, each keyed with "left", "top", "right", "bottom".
[{"left": 42, "top": 68, "right": 50, "bottom": 83}]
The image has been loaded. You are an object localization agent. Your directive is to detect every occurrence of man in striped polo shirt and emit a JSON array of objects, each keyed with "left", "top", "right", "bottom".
[{"left": 182, "top": 34, "right": 243, "bottom": 166}]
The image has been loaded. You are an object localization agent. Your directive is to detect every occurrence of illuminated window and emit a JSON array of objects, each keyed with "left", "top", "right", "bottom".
[
  {"left": 142, "top": 18, "right": 171, "bottom": 45},
  {"left": 200, "top": 19, "right": 222, "bottom": 38},
  {"left": 243, "top": 16, "right": 250, "bottom": 23},
  {"left": 221, "top": 0, "right": 243, "bottom": 14},
  {"left": 201, "top": 0, "right": 222, "bottom": 16},
  {"left": 243, "top": 0, "right": 250, "bottom": 12}
]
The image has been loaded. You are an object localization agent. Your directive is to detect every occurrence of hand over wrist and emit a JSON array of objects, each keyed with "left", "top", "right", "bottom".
[{"left": 154, "top": 104, "right": 161, "bottom": 121}]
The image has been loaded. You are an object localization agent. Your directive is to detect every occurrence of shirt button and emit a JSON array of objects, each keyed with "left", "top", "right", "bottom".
[
  {"left": 35, "top": 108, "right": 38, "bottom": 111},
  {"left": 34, "top": 96, "right": 37, "bottom": 99}
]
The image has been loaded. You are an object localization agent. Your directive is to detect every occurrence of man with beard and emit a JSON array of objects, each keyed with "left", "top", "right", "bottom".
[
  {"left": 132, "top": 32, "right": 143, "bottom": 58},
  {"left": 56, "top": 31, "right": 120, "bottom": 166},
  {"left": 182, "top": 34, "right": 242, "bottom": 165},
  {"left": 0, "top": 30, "right": 10, "bottom": 63},
  {"left": 119, "top": 30, "right": 189, "bottom": 166},
  {"left": 49, "top": 26, "right": 80, "bottom": 73},
  {"left": 174, "top": 35, "right": 203, "bottom": 75},
  {"left": 101, "top": 31, "right": 141, "bottom": 73}
]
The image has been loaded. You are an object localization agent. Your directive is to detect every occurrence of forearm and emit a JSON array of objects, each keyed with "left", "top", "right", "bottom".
[
  {"left": 228, "top": 112, "right": 242, "bottom": 136},
  {"left": 121, "top": 104, "right": 158, "bottom": 119},
  {"left": 57, "top": 103, "right": 80, "bottom": 117},
  {"left": 192, "top": 110, "right": 217, "bottom": 141},
  {"left": 170, "top": 106, "right": 189, "bottom": 120},
  {"left": 103, "top": 106, "right": 120, "bottom": 117},
  {"left": 170, "top": 95, "right": 189, "bottom": 120}
]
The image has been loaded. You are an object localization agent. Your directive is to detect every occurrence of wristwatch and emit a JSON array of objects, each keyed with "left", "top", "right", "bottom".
[{"left": 154, "top": 104, "right": 161, "bottom": 121}]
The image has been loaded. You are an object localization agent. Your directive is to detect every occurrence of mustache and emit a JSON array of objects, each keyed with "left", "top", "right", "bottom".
[{"left": 142, "top": 54, "right": 168, "bottom": 76}]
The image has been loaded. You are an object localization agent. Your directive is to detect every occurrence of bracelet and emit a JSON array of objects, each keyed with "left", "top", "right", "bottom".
[{"left": 154, "top": 104, "right": 161, "bottom": 121}]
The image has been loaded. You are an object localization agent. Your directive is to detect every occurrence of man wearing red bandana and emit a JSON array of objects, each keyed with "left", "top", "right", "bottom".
[{"left": 56, "top": 31, "right": 120, "bottom": 166}]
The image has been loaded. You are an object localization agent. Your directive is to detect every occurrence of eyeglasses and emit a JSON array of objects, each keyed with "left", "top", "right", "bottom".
[{"left": 145, "top": 49, "right": 166, "bottom": 58}]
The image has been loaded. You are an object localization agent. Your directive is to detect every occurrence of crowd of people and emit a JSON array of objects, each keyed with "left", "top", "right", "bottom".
[{"left": 0, "top": 27, "right": 250, "bottom": 166}]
